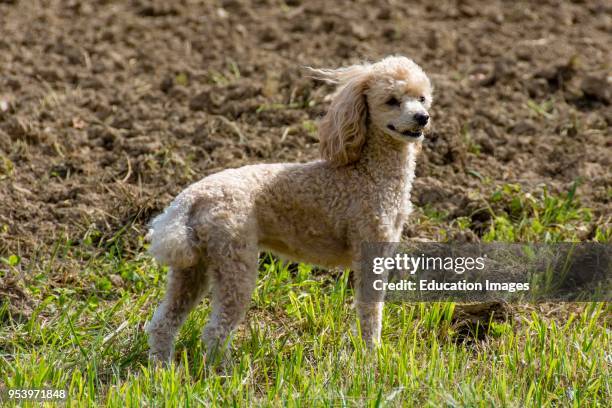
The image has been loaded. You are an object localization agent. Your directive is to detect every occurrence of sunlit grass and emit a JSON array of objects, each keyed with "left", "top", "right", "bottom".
[{"left": 0, "top": 187, "right": 609, "bottom": 406}]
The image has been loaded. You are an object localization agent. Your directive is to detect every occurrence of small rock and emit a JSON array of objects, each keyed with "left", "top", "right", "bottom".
[
  {"left": 72, "top": 117, "right": 86, "bottom": 129},
  {"left": 109, "top": 274, "right": 124, "bottom": 287},
  {"left": 216, "top": 7, "right": 228, "bottom": 19},
  {"left": 350, "top": 23, "right": 369, "bottom": 40}
]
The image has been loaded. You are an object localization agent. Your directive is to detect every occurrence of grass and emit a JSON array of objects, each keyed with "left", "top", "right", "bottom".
[
  {"left": 483, "top": 183, "right": 601, "bottom": 242},
  {"left": 0, "top": 186, "right": 610, "bottom": 406}
]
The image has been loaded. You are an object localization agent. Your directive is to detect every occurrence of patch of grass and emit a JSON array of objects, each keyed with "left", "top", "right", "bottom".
[
  {"left": 206, "top": 60, "right": 241, "bottom": 86},
  {"left": 256, "top": 102, "right": 303, "bottom": 113},
  {"left": 301, "top": 120, "right": 317, "bottom": 136},
  {"left": 174, "top": 72, "right": 189, "bottom": 87},
  {"left": 483, "top": 183, "right": 598, "bottom": 242},
  {"left": 1, "top": 187, "right": 609, "bottom": 406},
  {"left": 461, "top": 125, "right": 481, "bottom": 155},
  {"left": 421, "top": 204, "right": 448, "bottom": 223},
  {"left": 526, "top": 99, "right": 555, "bottom": 119},
  {"left": 414, "top": 184, "right": 605, "bottom": 243},
  {"left": 2, "top": 248, "right": 610, "bottom": 406},
  {"left": 0, "top": 155, "right": 14, "bottom": 179}
]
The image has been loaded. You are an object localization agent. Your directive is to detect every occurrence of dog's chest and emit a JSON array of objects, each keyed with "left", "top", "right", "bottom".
[
  {"left": 391, "top": 163, "right": 416, "bottom": 235},
  {"left": 369, "top": 181, "right": 413, "bottom": 241},
  {"left": 393, "top": 185, "right": 413, "bottom": 232}
]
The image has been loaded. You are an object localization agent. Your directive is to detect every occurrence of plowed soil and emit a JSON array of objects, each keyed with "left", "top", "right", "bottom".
[{"left": 1, "top": 0, "right": 610, "bottom": 257}]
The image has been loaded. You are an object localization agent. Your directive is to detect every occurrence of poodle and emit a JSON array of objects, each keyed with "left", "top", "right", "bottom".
[{"left": 146, "top": 55, "right": 433, "bottom": 363}]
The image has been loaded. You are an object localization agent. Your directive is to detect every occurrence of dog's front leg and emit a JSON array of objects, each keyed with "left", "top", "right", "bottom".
[
  {"left": 355, "top": 299, "right": 384, "bottom": 348},
  {"left": 351, "top": 240, "right": 397, "bottom": 348},
  {"left": 352, "top": 260, "right": 386, "bottom": 348}
]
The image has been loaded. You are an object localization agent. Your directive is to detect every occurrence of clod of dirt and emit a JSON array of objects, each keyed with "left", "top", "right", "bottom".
[
  {"left": 508, "top": 120, "right": 536, "bottom": 136},
  {"left": 88, "top": 126, "right": 121, "bottom": 150},
  {"left": 160, "top": 76, "right": 174, "bottom": 93},
  {"left": 0, "top": 275, "right": 34, "bottom": 323},
  {"left": 447, "top": 229, "right": 480, "bottom": 242},
  {"left": 535, "top": 60, "right": 577, "bottom": 91},
  {"left": 580, "top": 76, "right": 611, "bottom": 105},
  {"left": 189, "top": 89, "right": 220, "bottom": 113},
  {"left": 134, "top": 0, "right": 178, "bottom": 17},
  {"left": 478, "top": 58, "right": 514, "bottom": 87},
  {"left": 421, "top": 130, "right": 466, "bottom": 168},
  {"left": 451, "top": 302, "right": 511, "bottom": 343},
  {"left": 413, "top": 177, "right": 473, "bottom": 218},
  {"left": 110, "top": 116, "right": 133, "bottom": 130},
  {"left": 474, "top": 131, "right": 495, "bottom": 155},
  {"left": 376, "top": 8, "right": 391, "bottom": 20},
  {"left": 526, "top": 77, "right": 553, "bottom": 99},
  {"left": 125, "top": 137, "right": 162, "bottom": 156},
  {"left": 2, "top": 117, "right": 39, "bottom": 144},
  {"left": 4, "top": 77, "right": 21, "bottom": 91}
]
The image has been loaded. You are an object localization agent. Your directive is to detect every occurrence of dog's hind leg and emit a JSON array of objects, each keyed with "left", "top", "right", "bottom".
[
  {"left": 146, "top": 263, "right": 208, "bottom": 364},
  {"left": 201, "top": 240, "right": 258, "bottom": 360}
]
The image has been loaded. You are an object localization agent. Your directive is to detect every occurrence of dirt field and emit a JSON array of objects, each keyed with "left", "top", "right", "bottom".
[{"left": 1, "top": 0, "right": 610, "bottom": 257}]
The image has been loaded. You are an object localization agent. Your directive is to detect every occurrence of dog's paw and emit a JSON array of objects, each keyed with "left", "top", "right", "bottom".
[{"left": 148, "top": 348, "right": 174, "bottom": 367}]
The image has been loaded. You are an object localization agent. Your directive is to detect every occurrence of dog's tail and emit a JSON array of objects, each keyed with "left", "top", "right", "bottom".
[{"left": 147, "top": 194, "right": 199, "bottom": 270}]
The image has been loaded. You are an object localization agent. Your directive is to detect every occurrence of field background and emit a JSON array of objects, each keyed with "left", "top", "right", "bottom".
[{"left": 0, "top": 0, "right": 610, "bottom": 406}]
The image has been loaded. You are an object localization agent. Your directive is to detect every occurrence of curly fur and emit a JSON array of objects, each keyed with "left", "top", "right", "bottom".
[
  {"left": 146, "top": 56, "right": 433, "bottom": 363},
  {"left": 314, "top": 65, "right": 371, "bottom": 165}
]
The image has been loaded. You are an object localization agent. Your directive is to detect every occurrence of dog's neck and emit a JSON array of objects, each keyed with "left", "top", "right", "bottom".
[{"left": 355, "top": 127, "right": 418, "bottom": 185}]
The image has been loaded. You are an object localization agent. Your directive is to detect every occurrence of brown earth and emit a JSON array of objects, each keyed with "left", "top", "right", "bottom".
[{"left": 0, "top": 0, "right": 610, "bottom": 259}]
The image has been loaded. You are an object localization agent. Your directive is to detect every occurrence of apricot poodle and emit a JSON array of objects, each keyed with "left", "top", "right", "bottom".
[{"left": 146, "top": 55, "right": 433, "bottom": 363}]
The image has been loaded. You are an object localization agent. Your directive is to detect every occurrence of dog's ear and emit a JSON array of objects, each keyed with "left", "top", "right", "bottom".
[{"left": 306, "top": 65, "right": 371, "bottom": 166}]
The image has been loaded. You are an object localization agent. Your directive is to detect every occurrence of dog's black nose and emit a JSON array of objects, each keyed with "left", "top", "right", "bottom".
[{"left": 414, "top": 113, "right": 429, "bottom": 126}]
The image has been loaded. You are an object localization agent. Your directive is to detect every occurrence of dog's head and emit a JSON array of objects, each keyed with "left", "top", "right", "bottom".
[{"left": 308, "top": 56, "right": 432, "bottom": 166}]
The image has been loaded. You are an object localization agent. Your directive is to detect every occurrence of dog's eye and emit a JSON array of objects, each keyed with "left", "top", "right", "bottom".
[
  {"left": 385, "top": 97, "right": 401, "bottom": 107},
  {"left": 418, "top": 96, "right": 426, "bottom": 103}
]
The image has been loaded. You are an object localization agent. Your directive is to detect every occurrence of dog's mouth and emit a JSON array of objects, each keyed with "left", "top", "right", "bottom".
[{"left": 387, "top": 124, "right": 423, "bottom": 139}]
